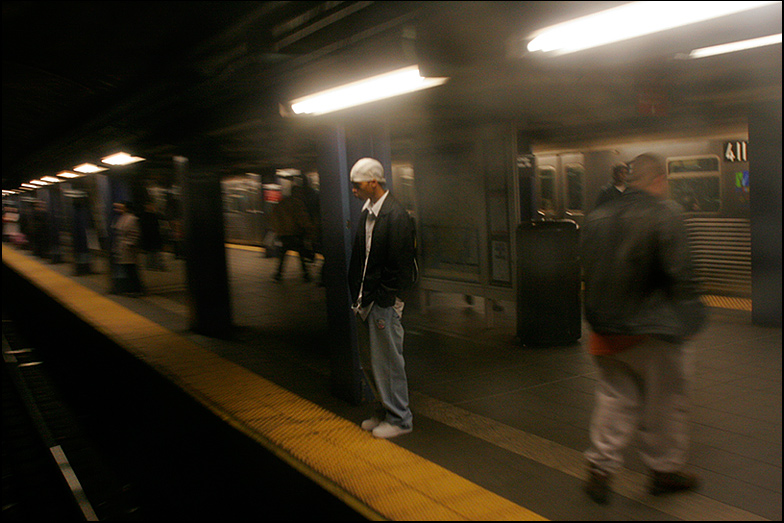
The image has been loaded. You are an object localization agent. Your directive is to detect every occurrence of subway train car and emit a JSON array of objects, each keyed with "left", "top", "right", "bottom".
[
  {"left": 221, "top": 173, "right": 264, "bottom": 247},
  {"left": 532, "top": 126, "right": 751, "bottom": 298}
]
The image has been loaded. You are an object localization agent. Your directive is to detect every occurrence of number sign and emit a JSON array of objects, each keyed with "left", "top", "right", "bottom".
[{"left": 724, "top": 141, "right": 748, "bottom": 162}]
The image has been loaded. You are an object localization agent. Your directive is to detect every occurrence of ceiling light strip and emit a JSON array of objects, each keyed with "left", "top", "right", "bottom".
[
  {"left": 289, "top": 65, "right": 448, "bottom": 116},
  {"left": 101, "top": 152, "right": 145, "bottom": 165},
  {"left": 687, "top": 33, "right": 782, "bottom": 59},
  {"left": 73, "top": 163, "right": 108, "bottom": 174},
  {"left": 527, "top": 1, "right": 780, "bottom": 55}
]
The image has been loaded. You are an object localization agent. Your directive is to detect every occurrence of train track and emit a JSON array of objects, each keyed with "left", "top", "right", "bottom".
[
  {"left": 2, "top": 315, "right": 139, "bottom": 521},
  {"left": 2, "top": 273, "right": 364, "bottom": 522}
]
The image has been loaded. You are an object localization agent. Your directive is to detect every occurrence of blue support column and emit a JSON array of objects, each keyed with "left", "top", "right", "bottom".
[
  {"left": 317, "top": 125, "right": 362, "bottom": 404},
  {"left": 317, "top": 123, "right": 392, "bottom": 405}
]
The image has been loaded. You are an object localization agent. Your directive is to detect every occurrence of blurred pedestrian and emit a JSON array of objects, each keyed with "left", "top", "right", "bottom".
[
  {"left": 140, "top": 200, "right": 165, "bottom": 271},
  {"left": 348, "top": 157, "right": 417, "bottom": 439},
  {"left": 111, "top": 201, "right": 144, "bottom": 296},
  {"left": 594, "top": 163, "right": 628, "bottom": 208},
  {"left": 165, "top": 191, "right": 184, "bottom": 259},
  {"left": 32, "top": 199, "right": 49, "bottom": 258},
  {"left": 580, "top": 153, "right": 707, "bottom": 504},
  {"left": 300, "top": 174, "right": 323, "bottom": 282},
  {"left": 3, "top": 204, "right": 20, "bottom": 243},
  {"left": 269, "top": 185, "right": 314, "bottom": 282}
]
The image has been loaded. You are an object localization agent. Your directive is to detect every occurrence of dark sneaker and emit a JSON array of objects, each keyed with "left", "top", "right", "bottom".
[
  {"left": 585, "top": 464, "right": 611, "bottom": 505},
  {"left": 650, "top": 470, "right": 700, "bottom": 496}
]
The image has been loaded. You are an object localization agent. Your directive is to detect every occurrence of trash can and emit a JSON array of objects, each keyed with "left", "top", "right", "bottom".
[{"left": 516, "top": 220, "right": 581, "bottom": 346}]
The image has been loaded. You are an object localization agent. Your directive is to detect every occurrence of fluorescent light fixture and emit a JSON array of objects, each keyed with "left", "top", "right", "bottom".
[
  {"left": 684, "top": 33, "right": 782, "bottom": 59},
  {"left": 102, "top": 152, "right": 145, "bottom": 165},
  {"left": 527, "top": 1, "right": 780, "bottom": 55},
  {"left": 29, "top": 179, "right": 51, "bottom": 186},
  {"left": 21, "top": 183, "right": 37, "bottom": 189},
  {"left": 289, "top": 65, "right": 448, "bottom": 116},
  {"left": 41, "top": 176, "right": 63, "bottom": 183},
  {"left": 73, "top": 163, "right": 108, "bottom": 173},
  {"left": 57, "top": 171, "right": 82, "bottom": 178}
]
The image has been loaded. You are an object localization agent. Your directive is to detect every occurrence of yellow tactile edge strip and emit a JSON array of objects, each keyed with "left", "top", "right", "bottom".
[
  {"left": 701, "top": 294, "right": 752, "bottom": 312},
  {"left": 225, "top": 243, "right": 324, "bottom": 260},
  {"left": 3, "top": 246, "right": 545, "bottom": 522}
]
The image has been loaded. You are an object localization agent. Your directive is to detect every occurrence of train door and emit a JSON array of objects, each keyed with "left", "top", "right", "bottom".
[{"left": 534, "top": 153, "right": 585, "bottom": 225}]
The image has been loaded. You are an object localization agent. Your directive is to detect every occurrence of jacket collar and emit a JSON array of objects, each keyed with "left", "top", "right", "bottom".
[{"left": 362, "top": 190, "right": 390, "bottom": 217}]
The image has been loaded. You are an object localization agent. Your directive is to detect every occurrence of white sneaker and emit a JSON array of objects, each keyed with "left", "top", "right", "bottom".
[
  {"left": 361, "top": 417, "right": 382, "bottom": 431},
  {"left": 371, "top": 421, "right": 412, "bottom": 439}
]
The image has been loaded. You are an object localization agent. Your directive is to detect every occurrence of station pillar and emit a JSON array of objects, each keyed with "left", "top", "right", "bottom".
[
  {"left": 749, "top": 100, "right": 782, "bottom": 327},
  {"left": 317, "top": 123, "right": 392, "bottom": 405},
  {"left": 177, "top": 155, "right": 233, "bottom": 338}
]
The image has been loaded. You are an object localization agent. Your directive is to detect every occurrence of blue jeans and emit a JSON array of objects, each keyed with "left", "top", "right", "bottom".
[{"left": 356, "top": 304, "right": 412, "bottom": 429}]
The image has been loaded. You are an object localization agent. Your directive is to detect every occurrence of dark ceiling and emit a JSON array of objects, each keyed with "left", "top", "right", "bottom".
[{"left": 3, "top": 1, "right": 782, "bottom": 191}]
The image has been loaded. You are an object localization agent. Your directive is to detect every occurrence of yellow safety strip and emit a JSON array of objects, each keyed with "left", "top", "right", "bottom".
[
  {"left": 701, "top": 294, "right": 752, "bottom": 312},
  {"left": 225, "top": 243, "right": 264, "bottom": 252},
  {"left": 3, "top": 245, "right": 545, "bottom": 521},
  {"left": 225, "top": 243, "right": 324, "bottom": 260}
]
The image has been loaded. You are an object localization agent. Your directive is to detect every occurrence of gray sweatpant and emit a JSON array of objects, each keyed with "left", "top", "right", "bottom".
[{"left": 585, "top": 336, "right": 696, "bottom": 474}]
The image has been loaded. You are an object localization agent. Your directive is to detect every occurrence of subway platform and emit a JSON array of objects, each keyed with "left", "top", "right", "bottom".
[{"left": 2, "top": 243, "right": 781, "bottom": 521}]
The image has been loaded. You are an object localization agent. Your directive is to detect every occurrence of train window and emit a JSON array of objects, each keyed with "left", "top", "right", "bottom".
[
  {"left": 668, "top": 157, "right": 719, "bottom": 173},
  {"left": 537, "top": 165, "right": 556, "bottom": 214},
  {"left": 667, "top": 155, "right": 721, "bottom": 213},
  {"left": 565, "top": 163, "right": 584, "bottom": 212}
]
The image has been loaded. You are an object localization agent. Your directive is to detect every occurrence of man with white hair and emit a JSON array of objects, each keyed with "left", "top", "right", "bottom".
[{"left": 348, "top": 157, "right": 416, "bottom": 439}]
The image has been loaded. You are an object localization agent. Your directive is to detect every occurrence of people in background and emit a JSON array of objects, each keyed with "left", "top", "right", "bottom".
[
  {"left": 32, "top": 199, "right": 50, "bottom": 258},
  {"left": 140, "top": 200, "right": 165, "bottom": 271},
  {"left": 594, "top": 163, "right": 628, "bottom": 208},
  {"left": 3, "top": 204, "right": 21, "bottom": 243},
  {"left": 111, "top": 201, "right": 144, "bottom": 296},
  {"left": 270, "top": 185, "right": 314, "bottom": 282}
]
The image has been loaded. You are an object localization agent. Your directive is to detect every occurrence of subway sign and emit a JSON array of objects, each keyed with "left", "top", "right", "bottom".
[{"left": 724, "top": 141, "right": 748, "bottom": 162}]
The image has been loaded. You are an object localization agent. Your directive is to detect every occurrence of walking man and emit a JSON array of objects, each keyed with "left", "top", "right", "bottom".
[{"left": 580, "top": 153, "right": 707, "bottom": 504}]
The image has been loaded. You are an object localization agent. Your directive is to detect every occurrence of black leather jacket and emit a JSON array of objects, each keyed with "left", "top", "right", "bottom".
[
  {"left": 580, "top": 188, "right": 707, "bottom": 342},
  {"left": 348, "top": 193, "right": 415, "bottom": 309}
]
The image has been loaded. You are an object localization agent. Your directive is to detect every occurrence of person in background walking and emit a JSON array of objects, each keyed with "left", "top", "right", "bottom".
[{"left": 270, "top": 184, "right": 314, "bottom": 282}]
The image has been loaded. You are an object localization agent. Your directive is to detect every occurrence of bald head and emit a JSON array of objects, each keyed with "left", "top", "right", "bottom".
[{"left": 628, "top": 153, "right": 667, "bottom": 195}]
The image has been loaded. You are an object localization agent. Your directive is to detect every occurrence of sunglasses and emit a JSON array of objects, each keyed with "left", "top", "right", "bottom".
[{"left": 352, "top": 180, "right": 375, "bottom": 189}]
